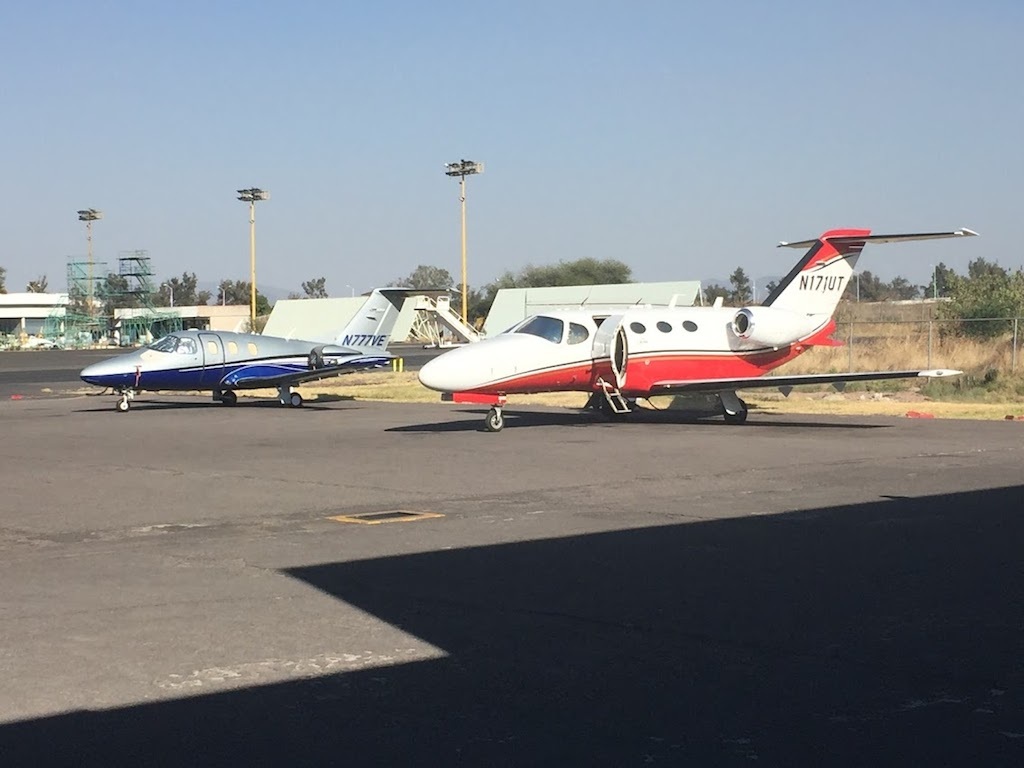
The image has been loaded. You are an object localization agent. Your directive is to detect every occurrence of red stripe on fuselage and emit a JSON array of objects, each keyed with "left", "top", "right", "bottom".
[{"left": 463, "top": 345, "right": 809, "bottom": 396}]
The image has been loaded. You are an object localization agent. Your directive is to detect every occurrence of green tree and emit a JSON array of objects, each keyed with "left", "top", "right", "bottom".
[
  {"left": 729, "top": 267, "right": 752, "bottom": 304},
  {"left": 0, "top": 266, "right": 6, "bottom": 293},
  {"left": 939, "top": 267, "right": 1024, "bottom": 339},
  {"left": 967, "top": 257, "right": 1007, "bottom": 280},
  {"left": 26, "top": 275, "right": 49, "bottom": 293},
  {"left": 922, "top": 262, "right": 958, "bottom": 299},
  {"left": 390, "top": 265, "right": 455, "bottom": 291},
  {"left": 886, "top": 276, "right": 920, "bottom": 301},
  {"left": 158, "top": 272, "right": 204, "bottom": 306},
  {"left": 301, "top": 276, "right": 329, "bottom": 298},
  {"left": 97, "top": 272, "right": 144, "bottom": 317},
  {"left": 218, "top": 279, "right": 270, "bottom": 315},
  {"left": 702, "top": 284, "right": 730, "bottom": 304}
]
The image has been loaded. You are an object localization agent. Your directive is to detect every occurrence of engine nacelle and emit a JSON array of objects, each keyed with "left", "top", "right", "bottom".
[{"left": 730, "top": 307, "right": 826, "bottom": 348}]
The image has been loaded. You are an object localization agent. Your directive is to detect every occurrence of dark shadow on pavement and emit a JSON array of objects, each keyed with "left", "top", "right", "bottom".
[
  {"left": 389, "top": 406, "right": 892, "bottom": 433},
  {"left": 2, "top": 487, "right": 1022, "bottom": 766}
]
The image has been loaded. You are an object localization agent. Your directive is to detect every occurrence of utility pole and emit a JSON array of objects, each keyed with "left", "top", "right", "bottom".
[
  {"left": 77, "top": 209, "right": 103, "bottom": 317},
  {"left": 444, "top": 160, "right": 484, "bottom": 324},
  {"left": 236, "top": 188, "right": 270, "bottom": 331}
]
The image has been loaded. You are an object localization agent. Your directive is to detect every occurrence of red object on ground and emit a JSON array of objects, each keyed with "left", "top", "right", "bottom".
[
  {"left": 10, "top": 394, "right": 23, "bottom": 400},
  {"left": 905, "top": 411, "right": 935, "bottom": 419}
]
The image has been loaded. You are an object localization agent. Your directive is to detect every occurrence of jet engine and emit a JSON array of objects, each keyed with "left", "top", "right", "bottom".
[{"left": 730, "top": 307, "right": 826, "bottom": 348}]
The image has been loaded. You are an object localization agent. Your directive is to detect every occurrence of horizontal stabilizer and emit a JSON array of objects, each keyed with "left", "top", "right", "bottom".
[{"left": 778, "top": 228, "right": 978, "bottom": 250}]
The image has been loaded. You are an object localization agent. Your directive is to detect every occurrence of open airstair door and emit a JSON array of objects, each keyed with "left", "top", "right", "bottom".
[{"left": 591, "top": 315, "right": 628, "bottom": 388}]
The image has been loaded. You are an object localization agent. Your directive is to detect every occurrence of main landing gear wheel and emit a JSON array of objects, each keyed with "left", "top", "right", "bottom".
[
  {"left": 485, "top": 407, "right": 504, "bottom": 432},
  {"left": 219, "top": 390, "right": 237, "bottom": 406},
  {"left": 723, "top": 409, "right": 748, "bottom": 425},
  {"left": 116, "top": 396, "right": 130, "bottom": 413},
  {"left": 289, "top": 392, "right": 304, "bottom": 408}
]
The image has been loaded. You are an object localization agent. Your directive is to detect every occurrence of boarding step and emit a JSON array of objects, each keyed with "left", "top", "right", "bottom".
[{"left": 597, "top": 378, "right": 631, "bottom": 414}]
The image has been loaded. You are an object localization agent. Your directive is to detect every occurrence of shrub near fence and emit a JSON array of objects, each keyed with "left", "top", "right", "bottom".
[{"left": 777, "top": 317, "right": 1021, "bottom": 378}]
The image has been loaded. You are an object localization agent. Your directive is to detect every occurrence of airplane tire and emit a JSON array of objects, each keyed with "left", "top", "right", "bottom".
[
  {"left": 221, "top": 390, "right": 237, "bottom": 406},
  {"left": 308, "top": 349, "right": 324, "bottom": 370},
  {"left": 116, "top": 398, "right": 130, "bottom": 413},
  {"left": 723, "top": 409, "right": 748, "bottom": 425},
  {"left": 289, "top": 392, "right": 304, "bottom": 408},
  {"left": 485, "top": 408, "right": 504, "bottom": 432}
]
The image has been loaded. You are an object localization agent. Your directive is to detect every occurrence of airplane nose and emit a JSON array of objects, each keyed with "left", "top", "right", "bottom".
[
  {"left": 419, "top": 350, "right": 475, "bottom": 392},
  {"left": 80, "top": 358, "right": 132, "bottom": 386}
]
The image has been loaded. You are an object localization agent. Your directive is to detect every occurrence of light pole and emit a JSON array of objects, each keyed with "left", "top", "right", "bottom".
[
  {"left": 237, "top": 187, "right": 270, "bottom": 331},
  {"left": 162, "top": 282, "right": 174, "bottom": 307},
  {"left": 444, "top": 159, "right": 484, "bottom": 323},
  {"left": 931, "top": 264, "right": 938, "bottom": 300},
  {"left": 77, "top": 208, "right": 103, "bottom": 317},
  {"left": 345, "top": 284, "right": 354, "bottom": 297},
  {"left": 855, "top": 271, "right": 860, "bottom": 302}
]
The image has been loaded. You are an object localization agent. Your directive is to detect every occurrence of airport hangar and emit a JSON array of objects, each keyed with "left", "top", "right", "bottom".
[{"left": 263, "top": 281, "right": 704, "bottom": 344}]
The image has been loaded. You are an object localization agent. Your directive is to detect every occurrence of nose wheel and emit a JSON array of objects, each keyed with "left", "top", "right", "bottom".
[
  {"left": 115, "top": 389, "right": 135, "bottom": 413},
  {"left": 485, "top": 407, "right": 504, "bottom": 432}
]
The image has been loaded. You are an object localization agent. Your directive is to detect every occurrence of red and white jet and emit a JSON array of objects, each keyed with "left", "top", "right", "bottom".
[{"left": 418, "top": 228, "right": 977, "bottom": 432}]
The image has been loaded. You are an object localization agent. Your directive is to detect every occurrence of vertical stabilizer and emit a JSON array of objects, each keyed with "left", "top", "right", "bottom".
[
  {"left": 763, "top": 229, "right": 870, "bottom": 315},
  {"left": 335, "top": 289, "right": 411, "bottom": 353},
  {"left": 765, "top": 227, "right": 977, "bottom": 316}
]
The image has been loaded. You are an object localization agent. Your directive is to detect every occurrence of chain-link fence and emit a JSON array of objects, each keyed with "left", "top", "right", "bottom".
[{"left": 832, "top": 317, "right": 1020, "bottom": 373}]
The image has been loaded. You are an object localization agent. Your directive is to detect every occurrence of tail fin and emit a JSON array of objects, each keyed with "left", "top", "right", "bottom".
[
  {"left": 764, "top": 228, "right": 977, "bottom": 315},
  {"left": 334, "top": 289, "right": 411, "bottom": 353}
]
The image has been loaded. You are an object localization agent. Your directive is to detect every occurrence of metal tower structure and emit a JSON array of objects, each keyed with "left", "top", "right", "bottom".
[{"left": 113, "top": 250, "right": 182, "bottom": 344}]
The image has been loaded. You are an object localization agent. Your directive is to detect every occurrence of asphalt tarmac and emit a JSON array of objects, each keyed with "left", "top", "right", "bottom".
[
  {"left": 1, "top": 393, "right": 1022, "bottom": 766},
  {"left": 0, "top": 343, "right": 443, "bottom": 398}
]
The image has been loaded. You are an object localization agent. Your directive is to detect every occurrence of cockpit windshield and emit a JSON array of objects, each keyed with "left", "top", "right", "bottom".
[
  {"left": 149, "top": 335, "right": 180, "bottom": 353},
  {"left": 148, "top": 335, "right": 197, "bottom": 355},
  {"left": 513, "top": 315, "right": 564, "bottom": 343}
]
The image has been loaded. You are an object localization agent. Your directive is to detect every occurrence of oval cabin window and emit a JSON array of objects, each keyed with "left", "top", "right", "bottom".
[
  {"left": 682, "top": 320, "right": 698, "bottom": 332},
  {"left": 656, "top": 321, "right": 672, "bottom": 333},
  {"left": 629, "top": 322, "right": 647, "bottom": 334}
]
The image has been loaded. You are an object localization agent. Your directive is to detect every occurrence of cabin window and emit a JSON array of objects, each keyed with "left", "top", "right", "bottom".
[
  {"left": 629, "top": 322, "right": 647, "bottom": 334},
  {"left": 207, "top": 341, "right": 218, "bottom": 355},
  {"left": 227, "top": 341, "right": 239, "bottom": 355},
  {"left": 656, "top": 321, "right": 672, "bottom": 333},
  {"left": 683, "top": 320, "right": 698, "bottom": 332},
  {"left": 514, "top": 315, "right": 564, "bottom": 343},
  {"left": 247, "top": 342, "right": 259, "bottom": 355},
  {"left": 567, "top": 322, "right": 589, "bottom": 345}
]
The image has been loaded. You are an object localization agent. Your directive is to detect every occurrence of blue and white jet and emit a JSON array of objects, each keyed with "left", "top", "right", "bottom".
[{"left": 80, "top": 289, "right": 410, "bottom": 412}]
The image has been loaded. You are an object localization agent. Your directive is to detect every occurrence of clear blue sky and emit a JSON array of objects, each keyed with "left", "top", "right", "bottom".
[{"left": 2, "top": 0, "right": 1019, "bottom": 298}]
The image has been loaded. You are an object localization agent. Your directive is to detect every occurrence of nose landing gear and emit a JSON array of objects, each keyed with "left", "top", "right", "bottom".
[
  {"left": 485, "top": 406, "right": 504, "bottom": 432},
  {"left": 115, "top": 389, "right": 135, "bottom": 412}
]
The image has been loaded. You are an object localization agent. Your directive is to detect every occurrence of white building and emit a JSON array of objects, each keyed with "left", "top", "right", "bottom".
[{"left": 0, "top": 293, "right": 69, "bottom": 337}]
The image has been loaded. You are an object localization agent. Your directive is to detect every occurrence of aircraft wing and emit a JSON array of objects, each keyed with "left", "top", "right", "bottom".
[
  {"left": 225, "top": 355, "right": 393, "bottom": 390},
  {"left": 648, "top": 368, "right": 962, "bottom": 396}
]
